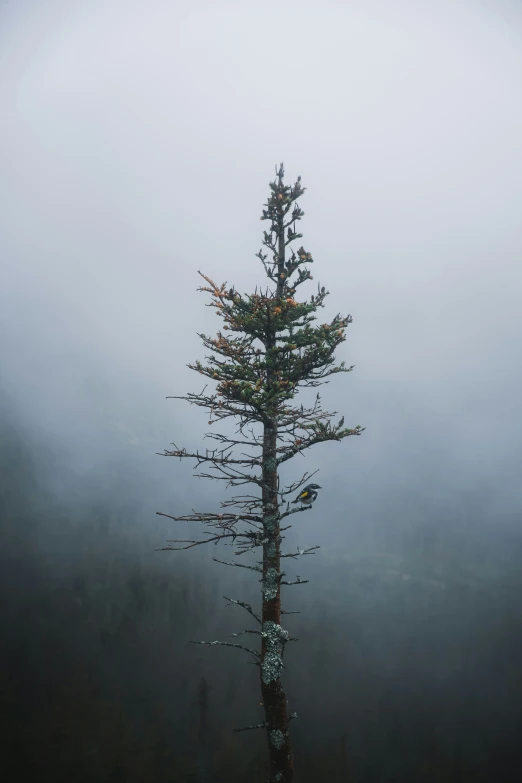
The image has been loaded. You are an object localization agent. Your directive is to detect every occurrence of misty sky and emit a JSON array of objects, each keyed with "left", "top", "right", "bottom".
[{"left": 1, "top": 0, "right": 522, "bottom": 566}]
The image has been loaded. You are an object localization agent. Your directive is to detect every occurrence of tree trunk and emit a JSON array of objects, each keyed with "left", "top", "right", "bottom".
[
  {"left": 260, "top": 171, "right": 293, "bottom": 782},
  {"left": 261, "top": 415, "right": 294, "bottom": 782}
]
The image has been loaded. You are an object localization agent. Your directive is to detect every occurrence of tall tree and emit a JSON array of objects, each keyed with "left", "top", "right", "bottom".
[{"left": 157, "top": 164, "right": 364, "bottom": 782}]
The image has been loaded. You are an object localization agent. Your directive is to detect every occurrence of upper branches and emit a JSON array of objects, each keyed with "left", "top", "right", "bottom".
[
  {"left": 159, "top": 163, "right": 364, "bottom": 552},
  {"left": 184, "top": 165, "right": 354, "bottom": 416}
]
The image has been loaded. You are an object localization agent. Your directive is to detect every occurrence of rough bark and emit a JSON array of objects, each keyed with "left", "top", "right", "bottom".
[{"left": 260, "top": 415, "right": 293, "bottom": 782}]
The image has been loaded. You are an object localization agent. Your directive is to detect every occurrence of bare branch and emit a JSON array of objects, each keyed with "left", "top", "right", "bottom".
[
  {"left": 233, "top": 722, "right": 266, "bottom": 733},
  {"left": 279, "top": 505, "right": 314, "bottom": 520},
  {"left": 156, "top": 510, "right": 262, "bottom": 524},
  {"left": 281, "top": 576, "right": 310, "bottom": 586},
  {"left": 159, "top": 446, "right": 260, "bottom": 467},
  {"left": 281, "top": 545, "right": 320, "bottom": 559},
  {"left": 156, "top": 532, "right": 242, "bottom": 551},
  {"left": 212, "top": 557, "right": 263, "bottom": 573},
  {"left": 223, "top": 596, "right": 261, "bottom": 625},
  {"left": 279, "top": 469, "right": 321, "bottom": 497},
  {"left": 277, "top": 423, "right": 364, "bottom": 465},
  {"left": 189, "top": 639, "right": 260, "bottom": 659}
]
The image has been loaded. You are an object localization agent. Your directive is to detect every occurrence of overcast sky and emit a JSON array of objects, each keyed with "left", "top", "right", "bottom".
[{"left": 1, "top": 0, "right": 522, "bottom": 564}]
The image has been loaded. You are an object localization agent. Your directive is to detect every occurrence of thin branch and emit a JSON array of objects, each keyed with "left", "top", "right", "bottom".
[
  {"left": 277, "top": 424, "right": 364, "bottom": 465},
  {"left": 233, "top": 722, "right": 266, "bottom": 733},
  {"left": 156, "top": 510, "right": 262, "bottom": 524},
  {"left": 212, "top": 557, "right": 263, "bottom": 573},
  {"left": 159, "top": 447, "right": 260, "bottom": 467},
  {"left": 279, "top": 504, "right": 318, "bottom": 520},
  {"left": 279, "top": 469, "right": 321, "bottom": 497},
  {"left": 223, "top": 596, "right": 261, "bottom": 625},
  {"left": 156, "top": 532, "right": 242, "bottom": 551},
  {"left": 281, "top": 545, "right": 320, "bottom": 559},
  {"left": 189, "top": 639, "right": 260, "bottom": 659},
  {"left": 281, "top": 576, "right": 309, "bottom": 586}
]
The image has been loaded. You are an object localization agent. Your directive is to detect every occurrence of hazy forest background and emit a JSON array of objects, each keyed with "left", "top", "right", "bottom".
[{"left": 2, "top": 1, "right": 522, "bottom": 781}]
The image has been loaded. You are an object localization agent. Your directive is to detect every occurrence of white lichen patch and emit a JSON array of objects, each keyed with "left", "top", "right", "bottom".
[
  {"left": 261, "top": 650, "right": 283, "bottom": 684},
  {"left": 261, "top": 621, "right": 289, "bottom": 684},
  {"left": 270, "top": 729, "right": 285, "bottom": 750},
  {"left": 262, "top": 567, "right": 279, "bottom": 600}
]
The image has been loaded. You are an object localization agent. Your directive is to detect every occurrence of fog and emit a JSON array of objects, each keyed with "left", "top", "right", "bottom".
[{"left": 1, "top": 1, "right": 522, "bottom": 780}]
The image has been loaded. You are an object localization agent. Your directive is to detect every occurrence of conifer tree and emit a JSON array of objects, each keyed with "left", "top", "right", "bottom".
[{"left": 157, "top": 164, "right": 364, "bottom": 782}]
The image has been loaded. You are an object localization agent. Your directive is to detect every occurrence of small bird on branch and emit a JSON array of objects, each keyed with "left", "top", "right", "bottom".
[{"left": 291, "top": 483, "right": 322, "bottom": 505}]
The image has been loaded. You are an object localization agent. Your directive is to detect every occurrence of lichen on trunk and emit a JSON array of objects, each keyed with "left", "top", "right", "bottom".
[{"left": 261, "top": 414, "right": 293, "bottom": 781}]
